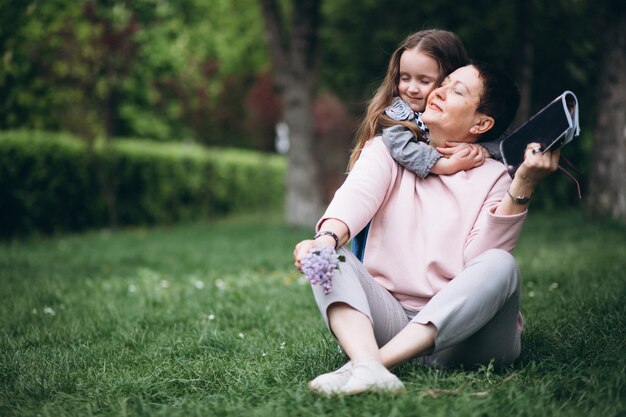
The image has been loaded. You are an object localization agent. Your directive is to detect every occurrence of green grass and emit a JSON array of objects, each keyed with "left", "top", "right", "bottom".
[{"left": 1, "top": 208, "right": 625, "bottom": 416}]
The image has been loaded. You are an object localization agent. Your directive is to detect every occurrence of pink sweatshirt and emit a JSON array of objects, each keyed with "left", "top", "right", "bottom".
[{"left": 318, "top": 138, "right": 527, "bottom": 311}]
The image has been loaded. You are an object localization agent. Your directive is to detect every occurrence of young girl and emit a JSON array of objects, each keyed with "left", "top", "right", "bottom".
[{"left": 350, "top": 29, "right": 503, "bottom": 178}]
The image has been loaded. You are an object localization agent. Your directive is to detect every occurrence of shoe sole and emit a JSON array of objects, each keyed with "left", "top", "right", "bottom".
[{"left": 342, "top": 384, "right": 405, "bottom": 395}]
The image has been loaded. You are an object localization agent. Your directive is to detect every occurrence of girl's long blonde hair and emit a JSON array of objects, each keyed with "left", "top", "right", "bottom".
[{"left": 348, "top": 29, "right": 469, "bottom": 170}]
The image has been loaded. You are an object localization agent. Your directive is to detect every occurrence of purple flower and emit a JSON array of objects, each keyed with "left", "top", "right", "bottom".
[{"left": 301, "top": 247, "right": 345, "bottom": 295}]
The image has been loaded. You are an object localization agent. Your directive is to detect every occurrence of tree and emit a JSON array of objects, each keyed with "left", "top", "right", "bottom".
[
  {"left": 587, "top": 1, "right": 626, "bottom": 222},
  {"left": 511, "top": 0, "right": 534, "bottom": 126},
  {"left": 0, "top": 0, "right": 271, "bottom": 148},
  {"left": 258, "top": 0, "right": 324, "bottom": 227}
]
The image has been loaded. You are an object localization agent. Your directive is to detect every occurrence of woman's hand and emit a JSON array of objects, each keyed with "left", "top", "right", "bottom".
[
  {"left": 293, "top": 219, "right": 350, "bottom": 271},
  {"left": 293, "top": 238, "right": 333, "bottom": 271},
  {"left": 293, "top": 239, "right": 316, "bottom": 271},
  {"left": 495, "top": 142, "right": 560, "bottom": 215},
  {"left": 513, "top": 143, "right": 560, "bottom": 190}
]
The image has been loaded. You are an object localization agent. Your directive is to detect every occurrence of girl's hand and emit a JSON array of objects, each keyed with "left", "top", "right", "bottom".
[
  {"left": 478, "top": 145, "right": 492, "bottom": 159},
  {"left": 436, "top": 141, "right": 474, "bottom": 158},
  {"left": 438, "top": 141, "right": 491, "bottom": 160},
  {"left": 432, "top": 143, "right": 484, "bottom": 175},
  {"left": 449, "top": 143, "right": 485, "bottom": 169},
  {"left": 438, "top": 142, "right": 485, "bottom": 167}
]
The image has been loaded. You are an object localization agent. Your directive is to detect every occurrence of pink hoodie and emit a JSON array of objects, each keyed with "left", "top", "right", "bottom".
[{"left": 318, "top": 138, "right": 527, "bottom": 311}]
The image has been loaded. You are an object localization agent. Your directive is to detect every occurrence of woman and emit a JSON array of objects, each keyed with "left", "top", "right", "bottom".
[{"left": 293, "top": 62, "right": 559, "bottom": 395}]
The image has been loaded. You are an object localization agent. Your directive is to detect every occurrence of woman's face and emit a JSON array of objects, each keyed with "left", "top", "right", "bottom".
[
  {"left": 421, "top": 65, "right": 484, "bottom": 145},
  {"left": 397, "top": 48, "right": 440, "bottom": 113}
]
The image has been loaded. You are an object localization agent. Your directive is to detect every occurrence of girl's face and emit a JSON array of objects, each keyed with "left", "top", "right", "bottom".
[
  {"left": 397, "top": 48, "right": 440, "bottom": 113},
  {"left": 421, "top": 65, "right": 485, "bottom": 146}
]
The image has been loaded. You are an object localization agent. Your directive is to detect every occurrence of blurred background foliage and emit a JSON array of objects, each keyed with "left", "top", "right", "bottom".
[
  {"left": 321, "top": 0, "right": 598, "bottom": 122},
  {"left": 1, "top": 0, "right": 272, "bottom": 148},
  {"left": 0, "top": 130, "right": 285, "bottom": 236},
  {"left": 1, "top": 0, "right": 600, "bottom": 146},
  {"left": 0, "top": 0, "right": 618, "bottom": 233}
]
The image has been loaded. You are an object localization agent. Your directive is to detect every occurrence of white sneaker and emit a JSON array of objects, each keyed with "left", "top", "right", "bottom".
[
  {"left": 308, "top": 362, "right": 352, "bottom": 394},
  {"left": 338, "top": 361, "right": 405, "bottom": 395}
]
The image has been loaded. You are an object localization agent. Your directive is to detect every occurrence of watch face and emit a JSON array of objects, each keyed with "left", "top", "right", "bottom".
[{"left": 508, "top": 191, "right": 531, "bottom": 204}]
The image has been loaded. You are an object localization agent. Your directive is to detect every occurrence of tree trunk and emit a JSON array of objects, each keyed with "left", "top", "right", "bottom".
[
  {"left": 283, "top": 83, "right": 325, "bottom": 227},
  {"left": 512, "top": 0, "right": 533, "bottom": 128},
  {"left": 587, "top": 7, "right": 626, "bottom": 222},
  {"left": 258, "top": 0, "right": 324, "bottom": 227}
]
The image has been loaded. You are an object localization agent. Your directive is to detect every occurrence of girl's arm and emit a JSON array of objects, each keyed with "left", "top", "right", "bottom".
[
  {"left": 382, "top": 125, "right": 441, "bottom": 178},
  {"left": 382, "top": 125, "right": 485, "bottom": 177},
  {"left": 381, "top": 98, "right": 486, "bottom": 176}
]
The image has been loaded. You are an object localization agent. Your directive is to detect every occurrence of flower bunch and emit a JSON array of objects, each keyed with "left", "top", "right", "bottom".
[{"left": 300, "top": 246, "right": 345, "bottom": 295}]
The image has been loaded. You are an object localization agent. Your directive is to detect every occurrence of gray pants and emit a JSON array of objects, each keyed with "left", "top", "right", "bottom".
[{"left": 311, "top": 248, "right": 522, "bottom": 369}]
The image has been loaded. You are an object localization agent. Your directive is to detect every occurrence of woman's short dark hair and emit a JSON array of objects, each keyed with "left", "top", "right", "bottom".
[{"left": 471, "top": 61, "right": 520, "bottom": 142}]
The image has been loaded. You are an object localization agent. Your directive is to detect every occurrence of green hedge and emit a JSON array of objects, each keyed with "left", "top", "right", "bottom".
[{"left": 0, "top": 131, "right": 285, "bottom": 237}]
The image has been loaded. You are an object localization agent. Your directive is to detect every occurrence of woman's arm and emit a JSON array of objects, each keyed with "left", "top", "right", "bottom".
[
  {"left": 463, "top": 142, "right": 559, "bottom": 262},
  {"left": 294, "top": 218, "right": 349, "bottom": 270},
  {"left": 293, "top": 138, "right": 395, "bottom": 269},
  {"left": 495, "top": 143, "right": 560, "bottom": 216}
]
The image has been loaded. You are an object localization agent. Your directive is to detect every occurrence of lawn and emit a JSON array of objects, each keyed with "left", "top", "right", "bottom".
[{"left": 1, "top": 209, "right": 624, "bottom": 416}]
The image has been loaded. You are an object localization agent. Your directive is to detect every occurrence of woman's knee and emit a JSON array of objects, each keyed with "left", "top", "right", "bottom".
[
  {"left": 483, "top": 249, "right": 518, "bottom": 270},
  {"left": 477, "top": 249, "right": 520, "bottom": 292}
]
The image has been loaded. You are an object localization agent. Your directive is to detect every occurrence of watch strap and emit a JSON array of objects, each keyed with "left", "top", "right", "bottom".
[{"left": 507, "top": 189, "right": 532, "bottom": 205}]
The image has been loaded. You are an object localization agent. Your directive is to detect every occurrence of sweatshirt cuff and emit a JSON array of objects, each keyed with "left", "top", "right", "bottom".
[{"left": 487, "top": 205, "right": 527, "bottom": 223}]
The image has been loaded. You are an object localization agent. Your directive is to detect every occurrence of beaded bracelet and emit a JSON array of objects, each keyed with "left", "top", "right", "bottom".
[{"left": 314, "top": 230, "right": 340, "bottom": 250}]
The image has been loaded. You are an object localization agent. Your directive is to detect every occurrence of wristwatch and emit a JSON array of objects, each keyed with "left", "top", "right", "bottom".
[{"left": 507, "top": 190, "right": 532, "bottom": 205}]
